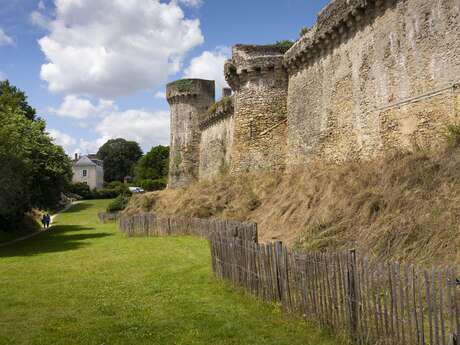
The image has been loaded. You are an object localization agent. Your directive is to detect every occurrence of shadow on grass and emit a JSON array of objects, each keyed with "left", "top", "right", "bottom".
[
  {"left": 0, "top": 224, "right": 112, "bottom": 258},
  {"left": 62, "top": 202, "right": 93, "bottom": 214}
]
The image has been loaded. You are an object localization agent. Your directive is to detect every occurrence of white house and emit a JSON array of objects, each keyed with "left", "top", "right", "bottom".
[{"left": 72, "top": 154, "right": 104, "bottom": 190}]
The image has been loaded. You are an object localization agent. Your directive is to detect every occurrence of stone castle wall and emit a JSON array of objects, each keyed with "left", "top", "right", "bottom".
[
  {"left": 166, "top": 79, "right": 215, "bottom": 188},
  {"left": 225, "top": 45, "right": 289, "bottom": 174},
  {"left": 167, "top": 0, "right": 460, "bottom": 188},
  {"left": 284, "top": 0, "right": 460, "bottom": 165},
  {"left": 199, "top": 97, "right": 235, "bottom": 179}
]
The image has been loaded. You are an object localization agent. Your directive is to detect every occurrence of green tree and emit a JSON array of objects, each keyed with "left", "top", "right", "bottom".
[
  {"left": 0, "top": 107, "right": 73, "bottom": 230},
  {"left": 134, "top": 145, "right": 169, "bottom": 181},
  {"left": 97, "top": 138, "right": 143, "bottom": 182},
  {"left": 0, "top": 80, "right": 37, "bottom": 121}
]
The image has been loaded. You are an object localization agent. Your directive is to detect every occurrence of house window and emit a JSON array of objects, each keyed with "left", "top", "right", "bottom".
[{"left": 82, "top": 170, "right": 87, "bottom": 177}]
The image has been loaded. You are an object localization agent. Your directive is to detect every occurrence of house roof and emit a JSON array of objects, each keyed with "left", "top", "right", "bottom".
[{"left": 74, "top": 156, "right": 97, "bottom": 167}]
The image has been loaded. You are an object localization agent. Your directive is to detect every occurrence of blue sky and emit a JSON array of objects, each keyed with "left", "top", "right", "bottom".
[{"left": 0, "top": 0, "right": 329, "bottom": 154}]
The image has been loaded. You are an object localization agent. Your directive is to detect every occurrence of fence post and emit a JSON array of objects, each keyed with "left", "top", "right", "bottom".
[
  {"left": 274, "top": 241, "right": 283, "bottom": 302},
  {"left": 348, "top": 249, "right": 358, "bottom": 341}
]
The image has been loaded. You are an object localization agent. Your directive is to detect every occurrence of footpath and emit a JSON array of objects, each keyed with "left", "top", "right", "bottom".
[{"left": 0, "top": 202, "right": 78, "bottom": 248}]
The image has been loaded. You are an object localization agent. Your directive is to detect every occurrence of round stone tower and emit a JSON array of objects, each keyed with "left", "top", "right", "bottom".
[
  {"left": 225, "top": 44, "right": 289, "bottom": 174},
  {"left": 166, "top": 79, "right": 215, "bottom": 188}
]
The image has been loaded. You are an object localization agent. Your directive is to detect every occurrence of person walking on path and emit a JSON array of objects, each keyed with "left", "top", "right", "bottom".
[
  {"left": 44, "top": 213, "right": 51, "bottom": 229},
  {"left": 41, "top": 214, "right": 47, "bottom": 229}
]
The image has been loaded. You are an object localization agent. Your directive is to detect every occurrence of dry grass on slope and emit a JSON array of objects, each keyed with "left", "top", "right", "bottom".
[{"left": 124, "top": 147, "right": 460, "bottom": 269}]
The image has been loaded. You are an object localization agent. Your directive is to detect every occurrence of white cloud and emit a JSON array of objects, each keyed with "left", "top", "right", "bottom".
[
  {"left": 30, "top": 0, "right": 49, "bottom": 29},
  {"left": 50, "top": 95, "right": 116, "bottom": 119},
  {"left": 0, "top": 28, "right": 14, "bottom": 46},
  {"left": 48, "top": 128, "right": 77, "bottom": 152},
  {"left": 154, "top": 91, "right": 166, "bottom": 99},
  {"left": 177, "top": 0, "right": 203, "bottom": 8},
  {"left": 30, "top": 11, "right": 49, "bottom": 29},
  {"left": 38, "top": 0, "right": 204, "bottom": 98},
  {"left": 0, "top": 71, "right": 6, "bottom": 80},
  {"left": 183, "top": 47, "right": 230, "bottom": 93},
  {"left": 75, "top": 138, "right": 106, "bottom": 155},
  {"left": 96, "top": 109, "right": 170, "bottom": 150}
]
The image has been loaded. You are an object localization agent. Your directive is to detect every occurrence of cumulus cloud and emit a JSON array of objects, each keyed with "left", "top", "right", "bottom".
[
  {"left": 0, "top": 28, "right": 14, "bottom": 46},
  {"left": 177, "top": 0, "right": 203, "bottom": 8},
  {"left": 183, "top": 47, "right": 230, "bottom": 92},
  {"left": 30, "top": 11, "right": 49, "bottom": 29},
  {"left": 50, "top": 95, "right": 116, "bottom": 119},
  {"left": 96, "top": 109, "right": 170, "bottom": 150},
  {"left": 0, "top": 71, "right": 6, "bottom": 80},
  {"left": 38, "top": 0, "right": 204, "bottom": 98},
  {"left": 75, "top": 137, "right": 107, "bottom": 155},
  {"left": 48, "top": 128, "right": 77, "bottom": 152}
]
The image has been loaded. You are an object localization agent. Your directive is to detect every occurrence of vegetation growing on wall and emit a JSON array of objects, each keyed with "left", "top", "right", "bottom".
[
  {"left": 299, "top": 27, "right": 309, "bottom": 37},
  {"left": 206, "top": 96, "right": 233, "bottom": 116},
  {"left": 170, "top": 79, "right": 195, "bottom": 93},
  {"left": 272, "top": 40, "right": 295, "bottom": 54}
]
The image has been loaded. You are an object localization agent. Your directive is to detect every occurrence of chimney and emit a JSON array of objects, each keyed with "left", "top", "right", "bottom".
[{"left": 222, "top": 87, "right": 232, "bottom": 98}]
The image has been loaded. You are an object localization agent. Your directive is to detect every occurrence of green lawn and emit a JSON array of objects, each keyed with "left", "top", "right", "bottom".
[{"left": 0, "top": 200, "right": 338, "bottom": 345}]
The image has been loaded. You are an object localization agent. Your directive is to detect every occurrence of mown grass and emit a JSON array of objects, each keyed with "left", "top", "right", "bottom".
[{"left": 0, "top": 200, "right": 338, "bottom": 345}]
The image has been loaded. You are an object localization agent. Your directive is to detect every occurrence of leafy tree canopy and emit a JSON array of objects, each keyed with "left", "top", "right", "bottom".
[
  {"left": 0, "top": 109, "right": 73, "bottom": 209},
  {"left": 134, "top": 145, "right": 169, "bottom": 182},
  {"left": 0, "top": 106, "right": 73, "bottom": 230},
  {"left": 97, "top": 138, "right": 143, "bottom": 182},
  {"left": 0, "top": 80, "right": 37, "bottom": 121}
]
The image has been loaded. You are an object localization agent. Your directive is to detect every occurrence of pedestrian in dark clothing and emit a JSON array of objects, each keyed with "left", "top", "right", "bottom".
[
  {"left": 45, "top": 213, "right": 51, "bottom": 229},
  {"left": 41, "top": 214, "right": 47, "bottom": 229}
]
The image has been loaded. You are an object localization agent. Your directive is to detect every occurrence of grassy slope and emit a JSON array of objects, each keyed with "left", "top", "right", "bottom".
[
  {"left": 0, "top": 200, "right": 337, "bottom": 345},
  {"left": 125, "top": 147, "right": 460, "bottom": 269}
]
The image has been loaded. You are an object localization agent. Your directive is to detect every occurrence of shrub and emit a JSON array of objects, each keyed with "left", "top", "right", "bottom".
[
  {"left": 69, "top": 183, "right": 130, "bottom": 200},
  {"left": 171, "top": 79, "right": 194, "bottom": 93},
  {"left": 69, "top": 183, "right": 92, "bottom": 199},
  {"left": 445, "top": 123, "right": 460, "bottom": 146},
  {"left": 106, "top": 194, "right": 131, "bottom": 213},
  {"left": 299, "top": 27, "right": 309, "bottom": 37},
  {"left": 139, "top": 178, "right": 167, "bottom": 192},
  {"left": 273, "top": 40, "right": 295, "bottom": 54}
]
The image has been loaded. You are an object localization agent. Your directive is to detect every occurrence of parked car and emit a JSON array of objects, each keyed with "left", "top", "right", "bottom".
[{"left": 128, "top": 187, "right": 145, "bottom": 194}]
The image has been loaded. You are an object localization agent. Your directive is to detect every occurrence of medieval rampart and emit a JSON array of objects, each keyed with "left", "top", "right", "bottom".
[
  {"left": 225, "top": 45, "right": 289, "bottom": 174},
  {"left": 199, "top": 96, "right": 235, "bottom": 179},
  {"left": 166, "top": 79, "right": 215, "bottom": 187},
  {"left": 166, "top": 0, "right": 460, "bottom": 188},
  {"left": 284, "top": 0, "right": 460, "bottom": 165}
]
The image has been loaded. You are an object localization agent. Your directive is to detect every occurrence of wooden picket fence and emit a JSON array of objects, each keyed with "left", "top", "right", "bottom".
[
  {"left": 210, "top": 234, "right": 459, "bottom": 345},
  {"left": 117, "top": 212, "right": 257, "bottom": 242},
  {"left": 117, "top": 212, "right": 459, "bottom": 345},
  {"left": 97, "top": 212, "right": 119, "bottom": 223}
]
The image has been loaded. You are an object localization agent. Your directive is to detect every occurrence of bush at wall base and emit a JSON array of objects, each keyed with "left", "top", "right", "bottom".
[
  {"left": 138, "top": 178, "right": 167, "bottom": 192},
  {"left": 106, "top": 194, "right": 131, "bottom": 213}
]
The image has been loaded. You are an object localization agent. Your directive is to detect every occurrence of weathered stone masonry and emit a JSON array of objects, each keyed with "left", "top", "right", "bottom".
[
  {"left": 167, "top": 0, "right": 460, "bottom": 187},
  {"left": 199, "top": 96, "right": 234, "bottom": 179},
  {"left": 225, "top": 45, "right": 289, "bottom": 174},
  {"left": 166, "top": 79, "right": 215, "bottom": 188},
  {"left": 284, "top": 0, "right": 460, "bottom": 165}
]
